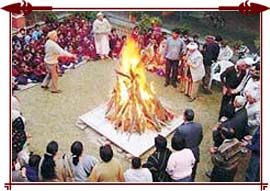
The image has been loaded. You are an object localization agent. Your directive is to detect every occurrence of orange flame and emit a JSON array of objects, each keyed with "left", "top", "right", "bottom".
[{"left": 106, "top": 38, "right": 173, "bottom": 134}]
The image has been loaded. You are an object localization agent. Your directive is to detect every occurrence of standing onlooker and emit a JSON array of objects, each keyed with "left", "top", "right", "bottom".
[
  {"left": 219, "top": 59, "right": 251, "bottom": 119},
  {"left": 124, "top": 157, "right": 153, "bottom": 182},
  {"left": 166, "top": 135, "right": 195, "bottom": 182},
  {"left": 231, "top": 63, "right": 260, "bottom": 97},
  {"left": 185, "top": 42, "right": 205, "bottom": 102},
  {"left": 92, "top": 12, "right": 112, "bottom": 59},
  {"left": 182, "top": 30, "right": 191, "bottom": 45},
  {"left": 144, "top": 135, "right": 172, "bottom": 182},
  {"left": 192, "top": 34, "right": 201, "bottom": 51},
  {"left": 164, "top": 28, "right": 186, "bottom": 88},
  {"left": 41, "top": 30, "right": 76, "bottom": 93},
  {"left": 202, "top": 35, "right": 220, "bottom": 94},
  {"left": 70, "top": 141, "right": 97, "bottom": 182},
  {"left": 174, "top": 109, "right": 203, "bottom": 181},
  {"left": 90, "top": 144, "right": 124, "bottom": 182}
]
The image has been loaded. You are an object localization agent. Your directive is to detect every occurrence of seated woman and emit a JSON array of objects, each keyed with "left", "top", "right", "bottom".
[
  {"left": 166, "top": 135, "right": 195, "bottom": 182},
  {"left": 124, "top": 157, "right": 153, "bottom": 182},
  {"left": 144, "top": 135, "right": 172, "bottom": 182},
  {"left": 40, "top": 141, "right": 65, "bottom": 182},
  {"left": 70, "top": 141, "right": 97, "bottom": 182}
]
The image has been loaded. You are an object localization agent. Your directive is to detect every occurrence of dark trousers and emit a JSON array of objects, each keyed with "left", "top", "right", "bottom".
[
  {"left": 165, "top": 59, "right": 179, "bottom": 85},
  {"left": 219, "top": 94, "right": 237, "bottom": 120},
  {"left": 191, "top": 161, "right": 198, "bottom": 181},
  {"left": 245, "top": 154, "right": 260, "bottom": 182},
  {"left": 211, "top": 165, "right": 237, "bottom": 182},
  {"left": 202, "top": 65, "right": 211, "bottom": 89}
]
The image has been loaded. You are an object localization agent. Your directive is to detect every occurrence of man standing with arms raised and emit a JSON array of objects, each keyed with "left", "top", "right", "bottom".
[
  {"left": 41, "top": 30, "right": 76, "bottom": 93},
  {"left": 164, "top": 29, "right": 185, "bottom": 88}
]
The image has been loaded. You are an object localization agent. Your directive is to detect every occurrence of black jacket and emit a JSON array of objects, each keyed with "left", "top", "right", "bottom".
[
  {"left": 220, "top": 66, "right": 246, "bottom": 89},
  {"left": 223, "top": 107, "right": 248, "bottom": 140}
]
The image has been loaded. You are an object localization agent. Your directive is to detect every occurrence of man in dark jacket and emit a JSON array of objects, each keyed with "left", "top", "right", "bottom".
[
  {"left": 222, "top": 95, "right": 248, "bottom": 140},
  {"left": 219, "top": 59, "right": 251, "bottom": 119},
  {"left": 174, "top": 109, "right": 203, "bottom": 181},
  {"left": 202, "top": 35, "right": 220, "bottom": 94}
]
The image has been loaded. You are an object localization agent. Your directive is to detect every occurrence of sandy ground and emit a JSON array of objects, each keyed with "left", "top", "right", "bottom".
[{"left": 16, "top": 59, "right": 245, "bottom": 182}]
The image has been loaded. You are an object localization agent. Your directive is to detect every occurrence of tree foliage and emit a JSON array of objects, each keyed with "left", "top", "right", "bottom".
[
  {"left": 71, "top": 11, "right": 98, "bottom": 21},
  {"left": 137, "top": 14, "right": 162, "bottom": 33}
]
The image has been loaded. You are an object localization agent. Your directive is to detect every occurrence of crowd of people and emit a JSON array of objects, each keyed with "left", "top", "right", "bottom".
[
  {"left": 12, "top": 91, "right": 260, "bottom": 182},
  {"left": 11, "top": 12, "right": 238, "bottom": 93},
  {"left": 12, "top": 12, "right": 261, "bottom": 182}
]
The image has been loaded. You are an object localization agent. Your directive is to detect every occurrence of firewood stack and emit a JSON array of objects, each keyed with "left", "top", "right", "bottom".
[{"left": 105, "top": 39, "right": 174, "bottom": 134}]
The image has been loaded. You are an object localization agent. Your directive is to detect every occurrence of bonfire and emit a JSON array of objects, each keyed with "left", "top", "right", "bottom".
[{"left": 105, "top": 39, "right": 174, "bottom": 134}]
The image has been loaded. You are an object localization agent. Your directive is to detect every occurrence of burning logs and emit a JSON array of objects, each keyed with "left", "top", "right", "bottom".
[{"left": 105, "top": 39, "right": 174, "bottom": 134}]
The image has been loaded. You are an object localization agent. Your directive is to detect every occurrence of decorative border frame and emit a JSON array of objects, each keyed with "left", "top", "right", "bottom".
[{"left": 2, "top": 1, "right": 269, "bottom": 190}]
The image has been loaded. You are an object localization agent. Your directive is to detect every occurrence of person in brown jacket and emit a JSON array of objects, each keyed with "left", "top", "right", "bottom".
[{"left": 90, "top": 144, "right": 124, "bottom": 182}]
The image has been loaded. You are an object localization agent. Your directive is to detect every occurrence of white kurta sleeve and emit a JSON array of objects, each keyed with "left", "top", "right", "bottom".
[{"left": 52, "top": 41, "right": 73, "bottom": 57}]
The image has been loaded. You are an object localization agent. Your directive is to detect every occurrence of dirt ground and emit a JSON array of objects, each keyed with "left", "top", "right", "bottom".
[{"left": 15, "top": 59, "right": 246, "bottom": 182}]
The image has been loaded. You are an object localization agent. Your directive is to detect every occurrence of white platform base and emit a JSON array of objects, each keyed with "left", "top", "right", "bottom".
[{"left": 78, "top": 104, "right": 183, "bottom": 157}]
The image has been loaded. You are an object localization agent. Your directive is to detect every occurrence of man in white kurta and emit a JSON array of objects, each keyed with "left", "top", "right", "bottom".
[
  {"left": 185, "top": 42, "right": 205, "bottom": 101},
  {"left": 92, "top": 12, "right": 112, "bottom": 59}
]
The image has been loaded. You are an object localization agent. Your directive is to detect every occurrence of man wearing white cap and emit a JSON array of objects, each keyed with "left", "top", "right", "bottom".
[
  {"left": 41, "top": 30, "right": 76, "bottom": 93},
  {"left": 219, "top": 58, "right": 252, "bottom": 119},
  {"left": 185, "top": 42, "right": 205, "bottom": 102},
  {"left": 245, "top": 90, "right": 260, "bottom": 135},
  {"left": 92, "top": 12, "right": 112, "bottom": 59},
  {"left": 231, "top": 62, "right": 260, "bottom": 97},
  {"left": 222, "top": 95, "right": 248, "bottom": 140}
]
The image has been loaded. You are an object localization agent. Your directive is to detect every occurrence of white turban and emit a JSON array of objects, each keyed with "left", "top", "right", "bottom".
[
  {"left": 96, "top": 12, "right": 104, "bottom": 17},
  {"left": 47, "top": 30, "right": 57, "bottom": 40},
  {"left": 236, "top": 58, "right": 254, "bottom": 67},
  {"left": 234, "top": 95, "right": 246, "bottom": 107},
  {"left": 244, "top": 57, "right": 255, "bottom": 66}
]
